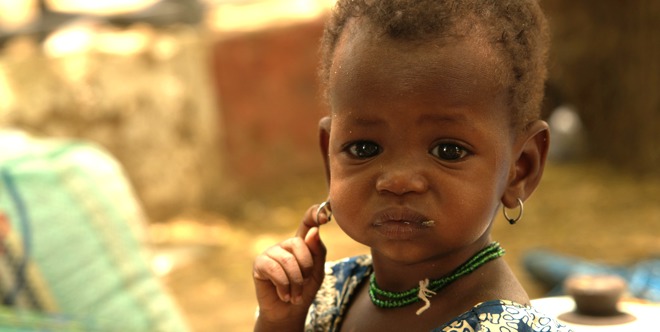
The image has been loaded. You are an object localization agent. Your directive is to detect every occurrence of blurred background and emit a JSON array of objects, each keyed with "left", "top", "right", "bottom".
[{"left": 0, "top": 0, "right": 658, "bottom": 331}]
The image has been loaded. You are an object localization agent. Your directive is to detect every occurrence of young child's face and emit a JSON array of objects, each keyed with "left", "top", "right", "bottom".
[{"left": 324, "top": 20, "right": 517, "bottom": 263}]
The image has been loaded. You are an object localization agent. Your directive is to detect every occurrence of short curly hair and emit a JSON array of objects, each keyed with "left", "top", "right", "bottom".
[{"left": 319, "top": 0, "right": 549, "bottom": 130}]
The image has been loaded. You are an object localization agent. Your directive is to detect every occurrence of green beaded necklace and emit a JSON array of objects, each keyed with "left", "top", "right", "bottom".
[{"left": 369, "top": 242, "right": 505, "bottom": 314}]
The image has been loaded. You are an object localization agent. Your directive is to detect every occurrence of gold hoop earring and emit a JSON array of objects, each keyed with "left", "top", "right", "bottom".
[
  {"left": 503, "top": 198, "right": 523, "bottom": 225},
  {"left": 316, "top": 201, "right": 332, "bottom": 226}
]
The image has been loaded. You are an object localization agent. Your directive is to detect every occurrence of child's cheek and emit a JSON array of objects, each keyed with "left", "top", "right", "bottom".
[{"left": 327, "top": 175, "right": 353, "bottom": 215}]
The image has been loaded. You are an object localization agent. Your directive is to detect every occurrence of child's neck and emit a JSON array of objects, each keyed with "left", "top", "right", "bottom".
[
  {"left": 369, "top": 237, "right": 494, "bottom": 292},
  {"left": 339, "top": 251, "right": 529, "bottom": 332}
]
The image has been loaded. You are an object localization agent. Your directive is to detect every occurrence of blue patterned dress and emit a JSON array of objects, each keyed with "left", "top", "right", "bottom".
[{"left": 304, "top": 255, "right": 573, "bottom": 332}]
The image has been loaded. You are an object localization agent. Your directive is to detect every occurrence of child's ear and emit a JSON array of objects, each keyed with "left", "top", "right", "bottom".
[
  {"left": 502, "top": 120, "right": 550, "bottom": 208},
  {"left": 319, "top": 116, "right": 332, "bottom": 185}
]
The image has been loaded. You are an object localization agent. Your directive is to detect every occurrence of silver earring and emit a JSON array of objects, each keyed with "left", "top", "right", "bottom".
[
  {"left": 316, "top": 201, "right": 332, "bottom": 226},
  {"left": 503, "top": 198, "right": 524, "bottom": 225}
]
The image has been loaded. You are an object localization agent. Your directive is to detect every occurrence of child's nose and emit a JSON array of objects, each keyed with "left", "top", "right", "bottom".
[{"left": 375, "top": 165, "right": 429, "bottom": 196}]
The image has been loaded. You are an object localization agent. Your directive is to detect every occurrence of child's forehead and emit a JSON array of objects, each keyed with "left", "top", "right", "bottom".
[{"left": 329, "top": 18, "right": 509, "bottom": 110}]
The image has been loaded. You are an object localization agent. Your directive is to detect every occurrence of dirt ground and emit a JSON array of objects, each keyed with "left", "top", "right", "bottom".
[{"left": 156, "top": 161, "right": 660, "bottom": 332}]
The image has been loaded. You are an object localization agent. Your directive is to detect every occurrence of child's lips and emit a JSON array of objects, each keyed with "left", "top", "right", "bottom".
[{"left": 372, "top": 207, "right": 435, "bottom": 240}]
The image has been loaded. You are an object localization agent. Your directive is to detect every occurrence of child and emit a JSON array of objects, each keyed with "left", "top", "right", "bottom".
[{"left": 253, "top": 0, "right": 573, "bottom": 331}]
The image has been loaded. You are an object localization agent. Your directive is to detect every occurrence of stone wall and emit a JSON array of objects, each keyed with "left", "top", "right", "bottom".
[{"left": 0, "top": 25, "right": 223, "bottom": 221}]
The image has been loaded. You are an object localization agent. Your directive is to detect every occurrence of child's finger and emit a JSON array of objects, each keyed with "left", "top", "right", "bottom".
[
  {"left": 278, "top": 237, "right": 316, "bottom": 303},
  {"left": 296, "top": 203, "right": 331, "bottom": 238},
  {"left": 304, "top": 227, "right": 327, "bottom": 283},
  {"left": 253, "top": 253, "right": 294, "bottom": 303},
  {"left": 295, "top": 205, "right": 317, "bottom": 239},
  {"left": 281, "top": 236, "right": 315, "bottom": 279},
  {"left": 304, "top": 227, "right": 326, "bottom": 260},
  {"left": 265, "top": 245, "right": 305, "bottom": 303}
]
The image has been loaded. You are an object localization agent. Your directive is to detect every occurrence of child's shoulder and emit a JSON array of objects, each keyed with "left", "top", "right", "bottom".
[
  {"left": 320, "top": 254, "right": 373, "bottom": 297},
  {"left": 436, "top": 299, "right": 574, "bottom": 332},
  {"left": 325, "top": 254, "right": 373, "bottom": 276},
  {"left": 305, "top": 255, "right": 372, "bottom": 331}
]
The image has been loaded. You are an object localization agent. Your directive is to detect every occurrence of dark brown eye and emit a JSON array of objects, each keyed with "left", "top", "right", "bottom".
[
  {"left": 430, "top": 143, "right": 470, "bottom": 161},
  {"left": 348, "top": 141, "right": 381, "bottom": 158}
]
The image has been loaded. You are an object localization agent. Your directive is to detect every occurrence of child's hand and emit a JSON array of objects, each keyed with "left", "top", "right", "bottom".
[{"left": 252, "top": 204, "right": 330, "bottom": 330}]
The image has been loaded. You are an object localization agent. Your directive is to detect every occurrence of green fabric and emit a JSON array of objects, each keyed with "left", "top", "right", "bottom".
[
  {"left": 0, "top": 307, "right": 105, "bottom": 331},
  {"left": 0, "top": 132, "right": 189, "bottom": 331}
]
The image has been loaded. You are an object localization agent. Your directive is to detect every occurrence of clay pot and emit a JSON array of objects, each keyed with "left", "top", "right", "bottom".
[{"left": 564, "top": 274, "right": 627, "bottom": 316}]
